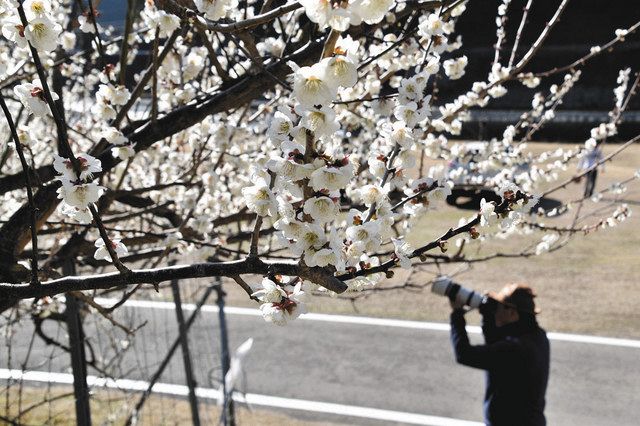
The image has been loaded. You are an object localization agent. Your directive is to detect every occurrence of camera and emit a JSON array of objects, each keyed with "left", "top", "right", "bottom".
[{"left": 431, "top": 276, "right": 497, "bottom": 313}]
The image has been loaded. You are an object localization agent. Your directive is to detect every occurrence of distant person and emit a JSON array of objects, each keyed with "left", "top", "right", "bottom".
[
  {"left": 578, "top": 146, "right": 603, "bottom": 198},
  {"left": 449, "top": 284, "right": 550, "bottom": 426}
]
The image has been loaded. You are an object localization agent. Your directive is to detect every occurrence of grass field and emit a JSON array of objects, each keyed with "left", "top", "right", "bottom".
[{"left": 220, "top": 142, "right": 640, "bottom": 339}]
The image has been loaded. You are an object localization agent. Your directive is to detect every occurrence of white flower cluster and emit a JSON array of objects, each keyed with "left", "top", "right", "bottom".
[
  {"left": 252, "top": 277, "right": 307, "bottom": 326},
  {"left": 602, "top": 204, "right": 631, "bottom": 228},
  {"left": 523, "top": 71, "right": 581, "bottom": 126},
  {"left": 92, "top": 83, "right": 131, "bottom": 122},
  {"left": 244, "top": 8, "right": 482, "bottom": 319},
  {"left": 194, "top": 0, "right": 239, "bottom": 20},
  {"left": 299, "top": 0, "right": 395, "bottom": 30},
  {"left": 53, "top": 153, "right": 129, "bottom": 262},
  {"left": 581, "top": 67, "right": 631, "bottom": 157},
  {"left": 0, "top": 0, "right": 632, "bottom": 330},
  {"left": 94, "top": 236, "right": 128, "bottom": 262},
  {"left": 13, "top": 79, "right": 58, "bottom": 117},
  {"left": 535, "top": 233, "right": 559, "bottom": 256},
  {"left": 141, "top": 2, "right": 181, "bottom": 38},
  {"left": 494, "top": 0, "right": 511, "bottom": 61},
  {"left": 54, "top": 153, "right": 104, "bottom": 223},
  {"left": 103, "top": 127, "right": 136, "bottom": 160},
  {"left": 614, "top": 68, "right": 631, "bottom": 111},
  {"left": 1, "top": 0, "right": 62, "bottom": 52}
]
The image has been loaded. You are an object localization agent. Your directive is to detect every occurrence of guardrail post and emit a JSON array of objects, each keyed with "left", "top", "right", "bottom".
[
  {"left": 64, "top": 261, "right": 92, "bottom": 426},
  {"left": 171, "top": 277, "right": 201, "bottom": 426},
  {"left": 216, "top": 282, "right": 235, "bottom": 426}
]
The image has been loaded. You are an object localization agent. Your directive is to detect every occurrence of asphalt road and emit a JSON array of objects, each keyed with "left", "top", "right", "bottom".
[{"left": 5, "top": 303, "right": 640, "bottom": 425}]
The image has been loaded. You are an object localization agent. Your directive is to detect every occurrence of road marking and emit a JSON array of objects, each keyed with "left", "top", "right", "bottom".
[
  {"left": 94, "top": 298, "right": 640, "bottom": 349},
  {"left": 0, "top": 369, "right": 482, "bottom": 426}
]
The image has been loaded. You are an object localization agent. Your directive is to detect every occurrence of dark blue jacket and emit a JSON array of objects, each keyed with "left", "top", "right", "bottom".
[{"left": 450, "top": 309, "right": 550, "bottom": 426}]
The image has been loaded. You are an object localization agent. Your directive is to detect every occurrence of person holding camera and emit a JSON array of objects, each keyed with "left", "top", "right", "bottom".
[{"left": 448, "top": 283, "right": 550, "bottom": 426}]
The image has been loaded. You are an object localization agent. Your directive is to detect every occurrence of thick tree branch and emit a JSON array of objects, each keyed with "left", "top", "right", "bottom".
[{"left": 0, "top": 257, "right": 348, "bottom": 300}]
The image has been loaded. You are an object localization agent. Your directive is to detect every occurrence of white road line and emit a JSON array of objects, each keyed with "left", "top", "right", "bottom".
[
  {"left": 0, "top": 369, "right": 482, "bottom": 426},
  {"left": 94, "top": 298, "right": 640, "bottom": 349}
]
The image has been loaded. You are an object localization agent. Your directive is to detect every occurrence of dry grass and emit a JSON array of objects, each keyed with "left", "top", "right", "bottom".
[
  {"left": 221, "top": 142, "right": 640, "bottom": 339},
  {"left": 0, "top": 385, "right": 343, "bottom": 426}
]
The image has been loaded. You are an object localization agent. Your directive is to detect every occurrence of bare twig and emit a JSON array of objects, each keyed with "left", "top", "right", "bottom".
[{"left": 0, "top": 94, "right": 39, "bottom": 285}]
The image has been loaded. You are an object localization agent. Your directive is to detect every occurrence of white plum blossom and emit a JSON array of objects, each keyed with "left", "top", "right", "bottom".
[
  {"left": 157, "top": 11, "right": 181, "bottom": 37},
  {"left": 59, "top": 204, "right": 93, "bottom": 224},
  {"left": 24, "top": 0, "right": 51, "bottom": 18},
  {"left": 419, "top": 13, "right": 445, "bottom": 37},
  {"left": 14, "top": 80, "right": 58, "bottom": 117},
  {"left": 392, "top": 238, "right": 413, "bottom": 269},
  {"left": 371, "top": 97, "right": 395, "bottom": 116},
  {"left": 303, "top": 196, "right": 338, "bottom": 223},
  {"left": 357, "top": 184, "right": 387, "bottom": 206},
  {"left": 258, "top": 281, "right": 307, "bottom": 325},
  {"left": 60, "top": 31, "right": 76, "bottom": 50},
  {"left": 77, "top": 14, "right": 97, "bottom": 33},
  {"left": 241, "top": 179, "right": 277, "bottom": 216},
  {"left": 252, "top": 278, "right": 286, "bottom": 303},
  {"left": 292, "top": 223, "right": 327, "bottom": 255},
  {"left": 443, "top": 56, "right": 468, "bottom": 80},
  {"left": 479, "top": 198, "right": 497, "bottom": 227},
  {"left": 297, "top": 105, "right": 340, "bottom": 137},
  {"left": 309, "top": 163, "right": 353, "bottom": 192},
  {"left": 259, "top": 303, "right": 287, "bottom": 325},
  {"left": 274, "top": 216, "right": 305, "bottom": 240},
  {"left": 500, "top": 210, "right": 524, "bottom": 231},
  {"left": 164, "top": 231, "right": 185, "bottom": 251},
  {"left": 112, "top": 145, "right": 136, "bottom": 160},
  {"left": 385, "top": 120, "right": 415, "bottom": 148},
  {"left": 94, "top": 238, "right": 128, "bottom": 262},
  {"left": 57, "top": 181, "right": 104, "bottom": 208},
  {"left": 25, "top": 16, "right": 61, "bottom": 52},
  {"left": 488, "top": 85, "right": 507, "bottom": 98},
  {"left": 352, "top": 0, "right": 395, "bottom": 25},
  {"left": 368, "top": 156, "right": 387, "bottom": 179},
  {"left": 306, "top": 247, "right": 340, "bottom": 267},
  {"left": 322, "top": 36, "right": 359, "bottom": 87},
  {"left": 96, "top": 84, "right": 131, "bottom": 106},
  {"left": 194, "top": 0, "right": 238, "bottom": 20},
  {"left": 398, "top": 77, "right": 424, "bottom": 102},
  {"left": 53, "top": 153, "right": 102, "bottom": 181},
  {"left": 267, "top": 156, "right": 310, "bottom": 181},
  {"left": 498, "top": 182, "right": 520, "bottom": 199},
  {"left": 143, "top": 6, "right": 181, "bottom": 38},
  {"left": 346, "top": 221, "right": 382, "bottom": 252},
  {"left": 102, "top": 127, "right": 129, "bottom": 145},
  {"left": 394, "top": 101, "right": 431, "bottom": 128},
  {"left": 427, "top": 182, "right": 453, "bottom": 203},
  {"left": 91, "top": 100, "right": 116, "bottom": 121},
  {"left": 299, "top": 0, "right": 353, "bottom": 30},
  {"left": 267, "top": 109, "right": 296, "bottom": 142},
  {"left": 521, "top": 73, "right": 541, "bottom": 88},
  {"left": 535, "top": 233, "right": 560, "bottom": 255},
  {"left": 2, "top": 16, "right": 29, "bottom": 49},
  {"left": 290, "top": 62, "right": 337, "bottom": 109}
]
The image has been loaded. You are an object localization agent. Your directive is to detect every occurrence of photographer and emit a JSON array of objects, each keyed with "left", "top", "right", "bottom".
[{"left": 449, "top": 284, "right": 550, "bottom": 426}]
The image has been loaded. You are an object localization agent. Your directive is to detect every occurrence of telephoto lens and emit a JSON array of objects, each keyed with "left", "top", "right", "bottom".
[{"left": 431, "top": 276, "right": 485, "bottom": 310}]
